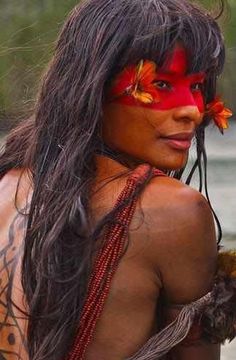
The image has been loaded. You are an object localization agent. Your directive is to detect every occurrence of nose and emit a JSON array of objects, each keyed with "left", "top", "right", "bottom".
[{"left": 173, "top": 105, "right": 203, "bottom": 125}]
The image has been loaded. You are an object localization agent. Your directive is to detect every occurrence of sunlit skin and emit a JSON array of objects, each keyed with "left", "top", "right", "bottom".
[{"left": 102, "top": 47, "right": 206, "bottom": 171}]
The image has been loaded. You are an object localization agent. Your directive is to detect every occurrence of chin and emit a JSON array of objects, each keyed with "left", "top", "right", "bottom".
[{"left": 149, "top": 156, "right": 188, "bottom": 172}]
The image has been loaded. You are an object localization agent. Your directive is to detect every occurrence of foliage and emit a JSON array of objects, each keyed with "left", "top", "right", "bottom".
[{"left": 0, "top": 0, "right": 78, "bottom": 123}]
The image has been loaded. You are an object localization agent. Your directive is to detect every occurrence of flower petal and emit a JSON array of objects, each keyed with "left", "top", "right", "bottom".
[
  {"left": 206, "top": 97, "right": 233, "bottom": 134},
  {"left": 214, "top": 115, "right": 229, "bottom": 129},
  {"left": 138, "top": 60, "right": 157, "bottom": 86},
  {"left": 222, "top": 108, "right": 233, "bottom": 118},
  {"left": 132, "top": 90, "right": 153, "bottom": 104}
]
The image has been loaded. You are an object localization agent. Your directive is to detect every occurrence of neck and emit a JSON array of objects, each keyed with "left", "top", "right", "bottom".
[{"left": 96, "top": 143, "right": 145, "bottom": 170}]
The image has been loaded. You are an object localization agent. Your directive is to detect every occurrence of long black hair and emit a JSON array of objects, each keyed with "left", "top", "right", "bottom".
[{"left": 0, "top": 0, "right": 225, "bottom": 358}]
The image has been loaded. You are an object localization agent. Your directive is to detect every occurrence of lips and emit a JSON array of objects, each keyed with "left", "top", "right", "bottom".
[{"left": 161, "top": 132, "right": 194, "bottom": 150}]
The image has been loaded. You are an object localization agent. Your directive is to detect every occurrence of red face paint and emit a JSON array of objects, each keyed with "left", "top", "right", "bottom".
[{"left": 110, "top": 47, "right": 206, "bottom": 113}]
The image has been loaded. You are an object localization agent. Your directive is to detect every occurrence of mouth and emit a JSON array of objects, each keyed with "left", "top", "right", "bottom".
[{"left": 161, "top": 132, "right": 194, "bottom": 151}]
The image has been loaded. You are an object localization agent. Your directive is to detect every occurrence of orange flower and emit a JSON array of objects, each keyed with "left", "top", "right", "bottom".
[
  {"left": 110, "top": 60, "right": 160, "bottom": 104},
  {"left": 206, "top": 97, "right": 233, "bottom": 134}
]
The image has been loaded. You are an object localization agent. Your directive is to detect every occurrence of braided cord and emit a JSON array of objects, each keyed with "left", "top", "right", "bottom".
[{"left": 67, "top": 164, "right": 165, "bottom": 359}]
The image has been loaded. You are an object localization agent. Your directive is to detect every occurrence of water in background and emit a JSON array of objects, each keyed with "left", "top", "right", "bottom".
[
  {"left": 206, "top": 124, "right": 236, "bottom": 359},
  {"left": 188, "top": 123, "right": 236, "bottom": 244}
]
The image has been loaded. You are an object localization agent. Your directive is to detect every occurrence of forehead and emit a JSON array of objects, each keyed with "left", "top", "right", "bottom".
[
  {"left": 159, "top": 46, "right": 205, "bottom": 80},
  {"left": 160, "top": 47, "right": 188, "bottom": 75}
]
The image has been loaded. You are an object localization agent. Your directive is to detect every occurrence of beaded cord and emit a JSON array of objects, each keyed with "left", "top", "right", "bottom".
[{"left": 66, "top": 164, "right": 165, "bottom": 360}]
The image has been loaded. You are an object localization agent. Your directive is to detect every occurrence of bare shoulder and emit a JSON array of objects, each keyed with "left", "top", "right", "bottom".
[
  {"left": 137, "top": 175, "right": 217, "bottom": 304},
  {"left": 0, "top": 169, "right": 31, "bottom": 238},
  {"left": 0, "top": 168, "right": 32, "bottom": 209},
  {"left": 140, "top": 175, "right": 216, "bottom": 238},
  {"left": 142, "top": 174, "right": 210, "bottom": 209}
]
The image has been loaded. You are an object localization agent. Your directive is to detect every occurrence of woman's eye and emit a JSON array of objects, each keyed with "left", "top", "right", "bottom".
[
  {"left": 191, "top": 82, "right": 204, "bottom": 92},
  {"left": 153, "top": 80, "right": 171, "bottom": 90}
]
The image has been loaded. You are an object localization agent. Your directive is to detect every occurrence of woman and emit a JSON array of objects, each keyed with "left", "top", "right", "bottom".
[{"left": 0, "top": 0, "right": 234, "bottom": 359}]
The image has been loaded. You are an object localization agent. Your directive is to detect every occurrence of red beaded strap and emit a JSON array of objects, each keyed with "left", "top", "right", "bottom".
[{"left": 66, "top": 164, "right": 165, "bottom": 360}]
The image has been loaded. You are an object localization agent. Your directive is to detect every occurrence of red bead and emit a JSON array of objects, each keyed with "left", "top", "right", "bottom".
[{"left": 66, "top": 164, "right": 166, "bottom": 359}]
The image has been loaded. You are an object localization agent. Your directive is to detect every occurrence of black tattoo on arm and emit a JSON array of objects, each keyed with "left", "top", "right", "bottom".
[{"left": 0, "top": 212, "right": 28, "bottom": 359}]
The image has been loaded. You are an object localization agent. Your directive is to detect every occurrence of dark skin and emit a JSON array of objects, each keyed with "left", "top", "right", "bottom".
[
  {"left": 0, "top": 57, "right": 220, "bottom": 358},
  {"left": 0, "top": 160, "right": 219, "bottom": 360}
]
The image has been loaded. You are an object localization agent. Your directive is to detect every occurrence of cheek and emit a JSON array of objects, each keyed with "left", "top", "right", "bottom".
[
  {"left": 141, "top": 109, "right": 171, "bottom": 131},
  {"left": 102, "top": 106, "right": 151, "bottom": 142},
  {"left": 193, "top": 93, "right": 205, "bottom": 113}
]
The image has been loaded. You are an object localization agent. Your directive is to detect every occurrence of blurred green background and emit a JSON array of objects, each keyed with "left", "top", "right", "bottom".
[
  {"left": 0, "top": 0, "right": 235, "bottom": 127},
  {"left": 0, "top": 0, "right": 77, "bottom": 126}
]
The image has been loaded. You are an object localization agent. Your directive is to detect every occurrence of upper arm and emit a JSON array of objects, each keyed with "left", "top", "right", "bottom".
[
  {"left": 140, "top": 178, "right": 219, "bottom": 359},
  {"left": 142, "top": 178, "right": 217, "bottom": 304},
  {"left": 163, "top": 190, "right": 217, "bottom": 304},
  {"left": 139, "top": 178, "right": 219, "bottom": 358}
]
